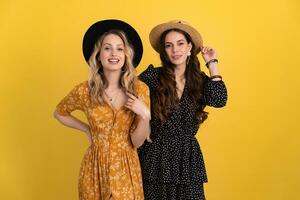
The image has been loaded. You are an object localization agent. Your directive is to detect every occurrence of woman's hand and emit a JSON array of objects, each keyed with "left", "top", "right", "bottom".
[
  {"left": 125, "top": 92, "right": 150, "bottom": 120},
  {"left": 201, "top": 46, "right": 217, "bottom": 62},
  {"left": 53, "top": 110, "right": 93, "bottom": 144}
]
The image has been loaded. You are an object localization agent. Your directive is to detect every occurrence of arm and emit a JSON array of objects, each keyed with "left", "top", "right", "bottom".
[
  {"left": 125, "top": 86, "right": 151, "bottom": 148},
  {"left": 207, "top": 62, "right": 221, "bottom": 81},
  {"left": 201, "top": 47, "right": 228, "bottom": 107},
  {"left": 54, "top": 82, "right": 92, "bottom": 142},
  {"left": 129, "top": 111, "right": 151, "bottom": 149},
  {"left": 53, "top": 110, "right": 91, "bottom": 143},
  {"left": 202, "top": 74, "right": 227, "bottom": 107},
  {"left": 201, "top": 46, "right": 221, "bottom": 80}
]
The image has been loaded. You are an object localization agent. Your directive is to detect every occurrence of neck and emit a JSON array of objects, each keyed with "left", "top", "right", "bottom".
[
  {"left": 174, "top": 63, "right": 186, "bottom": 81},
  {"left": 103, "top": 70, "right": 122, "bottom": 90}
]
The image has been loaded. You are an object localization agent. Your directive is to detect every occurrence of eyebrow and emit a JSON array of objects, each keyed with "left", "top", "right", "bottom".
[
  {"left": 165, "top": 39, "right": 185, "bottom": 44},
  {"left": 103, "top": 43, "right": 124, "bottom": 46}
]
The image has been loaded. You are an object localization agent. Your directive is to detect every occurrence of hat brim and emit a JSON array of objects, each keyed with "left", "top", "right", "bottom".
[
  {"left": 82, "top": 19, "right": 143, "bottom": 68},
  {"left": 149, "top": 21, "right": 203, "bottom": 54}
]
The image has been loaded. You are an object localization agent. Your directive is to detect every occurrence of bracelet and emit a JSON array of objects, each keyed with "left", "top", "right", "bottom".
[
  {"left": 205, "top": 59, "right": 218, "bottom": 68},
  {"left": 210, "top": 75, "right": 222, "bottom": 80}
]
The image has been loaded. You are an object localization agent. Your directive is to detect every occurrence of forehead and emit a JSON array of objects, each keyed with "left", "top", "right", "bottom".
[
  {"left": 165, "top": 31, "right": 186, "bottom": 42},
  {"left": 102, "top": 33, "right": 124, "bottom": 45}
]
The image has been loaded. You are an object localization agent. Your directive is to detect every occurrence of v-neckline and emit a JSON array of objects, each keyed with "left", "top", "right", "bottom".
[
  {"left": 104, "top": 98, "right": 127, "bottom": 113},
  {"left": 177, "top": 83, "right": 187, "bottom": 103}
]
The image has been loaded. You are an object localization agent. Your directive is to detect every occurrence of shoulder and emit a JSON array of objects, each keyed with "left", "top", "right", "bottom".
[
  {"left": 139, "top": 64, "right": 161, "bottom": 80},
  {"left": 77, "top": 80, "right": 89, "bottom": 88},
  {"left": 72, "top": 81, "right": 89, "bottom": 95},
  {"left": 139, "top": 64, "right": 162, "bottom": 89},
  {"left": 135, "top": 79, "right": 150, "bottom": 94}
]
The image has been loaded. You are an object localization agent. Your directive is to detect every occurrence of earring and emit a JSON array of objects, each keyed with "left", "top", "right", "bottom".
[{"left": 187, "top": 51, "right": 191, "bottom": 65}]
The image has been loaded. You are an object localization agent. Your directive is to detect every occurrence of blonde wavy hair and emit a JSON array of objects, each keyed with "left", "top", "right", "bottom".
[{"left": 88, "top": 30, "right": 137, "bottom": 105}]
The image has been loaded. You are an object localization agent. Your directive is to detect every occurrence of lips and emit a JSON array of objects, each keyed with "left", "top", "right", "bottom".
[
  {"left": 108, "top": 58, "right": 120, "bottom": 64},
  {"left": 171, "top": 55, "right": 182, "bottom": 60}
]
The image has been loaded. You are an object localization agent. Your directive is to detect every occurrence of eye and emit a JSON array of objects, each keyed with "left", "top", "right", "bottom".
[
  {"left": 104, "top": 47, "right": 110, "bottom": 50},
  {"left": 117, "top": 48, "right": 124, "bottom": 51},
  {"left": 178, "top": 42, "right": 184, "bottom": 46},
  {"left": 165, "top": 44, "right": 171, "bottom": 48}
]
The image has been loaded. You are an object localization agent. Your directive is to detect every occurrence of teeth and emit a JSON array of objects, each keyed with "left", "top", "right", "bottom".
[
  {"left": 108, "top": 59, "right": 119, "bottom": 61},
  {"left": 108, "top": 58, "right": 119, "bottom": 63}
]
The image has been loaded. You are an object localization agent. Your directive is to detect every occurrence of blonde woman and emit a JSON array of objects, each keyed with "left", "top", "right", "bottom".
[{"left": 54, "top": 19, "right": 150, "bottom": 200}]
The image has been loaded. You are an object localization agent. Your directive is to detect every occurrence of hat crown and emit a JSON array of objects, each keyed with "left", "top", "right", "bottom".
[
  {"left": 167, "top": 20, "right": 189, "bottom": 25},
  {"left": 149, "top": 19, "right": 203, "bottom": 54}
]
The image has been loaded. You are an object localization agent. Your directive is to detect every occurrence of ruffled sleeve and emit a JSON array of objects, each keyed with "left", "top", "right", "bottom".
[
  {"left": 201, "top": 72, "right": 228, "bottom": 107},
  {"left": 139, "top": 64, "right": 160, "bottom": 90},
  {"left": 56, "top": 81, "right": 89, "bottom": 116}
]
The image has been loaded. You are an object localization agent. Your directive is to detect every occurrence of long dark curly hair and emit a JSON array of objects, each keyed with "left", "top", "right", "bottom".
[{"left": 154, "top": 28, "right": 208, "bottom": 124}]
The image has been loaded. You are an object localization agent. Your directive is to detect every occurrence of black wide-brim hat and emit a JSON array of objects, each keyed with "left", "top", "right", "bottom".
[{"left": 82, "top": 19, "right": 143, "bottom": 68}]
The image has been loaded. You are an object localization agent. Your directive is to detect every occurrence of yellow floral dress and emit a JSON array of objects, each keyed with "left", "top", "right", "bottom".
[{"left": 56, "top": 80, "right": 149, "bottom": 200}]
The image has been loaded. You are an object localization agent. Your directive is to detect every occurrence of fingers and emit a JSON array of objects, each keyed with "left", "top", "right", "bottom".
[
  {"left": 125, "top": 92, "right": 142, "bottom": 111},
  {"left": 207, "top": 47, "right": 213, "bottom": 53},
  {"left": 126, "top": 92, "right": 137, "bottom": 100},
  {"left": 125, "top": 102, "right": 133, "bottom": 109},
  {"left": 126, "top": 95, "right": 135, "bottom": 108},
  {"left": 201, "top": 46, "right": 213, "bottom": 54},
  {"left": 127, "top": 98, "right": 134, "bottom": 103},
  {"left": 126, "top": 92, "right": 141, "bottom": 107},
  {"left": 125, "top": 98, "right": 137, "bottom": 110}
]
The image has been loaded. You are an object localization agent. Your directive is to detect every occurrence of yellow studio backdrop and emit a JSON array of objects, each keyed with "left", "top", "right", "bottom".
[{"left": 0, "top": 0, "right": 299, "bottom": 199}]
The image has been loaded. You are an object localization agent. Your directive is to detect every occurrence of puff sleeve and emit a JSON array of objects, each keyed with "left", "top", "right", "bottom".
[
  {"left": 201, "top": 72, "right": 228, "bottom": 107},
  {"left": 56, "top": 81, "right": 89, "bottom": 116}
]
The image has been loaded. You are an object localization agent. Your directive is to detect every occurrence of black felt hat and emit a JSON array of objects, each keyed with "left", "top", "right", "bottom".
[{"left": 82, "top": 19, "right": 143, "bottom": 67}]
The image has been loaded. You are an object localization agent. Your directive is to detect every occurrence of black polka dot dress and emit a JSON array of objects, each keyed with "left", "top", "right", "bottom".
[{"left": 138, "top": 65, "right": 228, "bottom": 200}]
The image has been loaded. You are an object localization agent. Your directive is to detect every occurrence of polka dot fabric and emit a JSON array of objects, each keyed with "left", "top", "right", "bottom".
[
  {"left": 56, "top": 80, "right": 150, "bottom": 200},
  {"left": 138, "top": 65, "right": 228, "bottom": 200}
]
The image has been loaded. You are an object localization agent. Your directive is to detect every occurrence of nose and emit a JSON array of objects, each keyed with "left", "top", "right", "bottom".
[
  {"left": 111, "top": 49, "right": 117, "bottom": 56},
  {"left": 172, "top": 45, "right": 178, "bottom": 53}
]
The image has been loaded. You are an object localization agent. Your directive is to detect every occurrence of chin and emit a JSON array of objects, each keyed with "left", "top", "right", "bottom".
[
  {"left": 171, "top": 60, "right": 186, "bottom": 66},
  {"left": 109, "top": 68, "right": 123, "bottom": 72},
  {"left": 103, "top": 65, "right": 123, "bottom": 72}
]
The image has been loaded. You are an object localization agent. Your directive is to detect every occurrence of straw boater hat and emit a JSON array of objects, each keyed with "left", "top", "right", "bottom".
[
  {"left": 149, "top": 20, "right": 203, "bottom": 54},
  {"left": 82, "top": 19, "right": 143, "bottom": 68}
]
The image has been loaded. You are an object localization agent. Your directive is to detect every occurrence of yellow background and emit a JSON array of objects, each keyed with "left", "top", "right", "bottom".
[{"left": 1, "top": 0, "right": 299, "bottom": 199}]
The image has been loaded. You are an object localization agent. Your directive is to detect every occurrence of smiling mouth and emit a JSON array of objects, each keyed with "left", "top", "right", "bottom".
[
  {"left": 171, "top": 55, "right": 182, "bottom": 60},
  {"left": 108, "top": 58, "right": 120, "bottom": 64}
]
